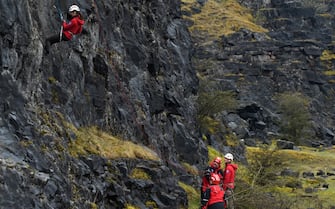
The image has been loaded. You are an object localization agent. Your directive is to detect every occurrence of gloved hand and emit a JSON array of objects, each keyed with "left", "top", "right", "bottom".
[
  {"left": 204, "top": 169, "right": 211, "bottom": 177},
  {"left": 201, "top": 199, "right": 208, "bottom": 206}
]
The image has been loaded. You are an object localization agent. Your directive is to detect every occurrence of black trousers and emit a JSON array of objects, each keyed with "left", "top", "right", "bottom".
[
  {"left": 46, "top": 33, "right": 69, "bottom": 46},
  {"left": 44, "top": 33, "right": 70, "bottom": 54},
  {"left": 208, "top": 202, "right": 225, "bottom": 209}
]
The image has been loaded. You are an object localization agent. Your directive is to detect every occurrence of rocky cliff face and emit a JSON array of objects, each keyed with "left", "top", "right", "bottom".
[
  {"left": 190, "top": 0, "right": 335, "bottom": 147},
  {"left": 1, "top": 0, "right": 335, "bottom": 208},
  {"left": 0, "top": 0, "right": 205, "bottom": 208}
]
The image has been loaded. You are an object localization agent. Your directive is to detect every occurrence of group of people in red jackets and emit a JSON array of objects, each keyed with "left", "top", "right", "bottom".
[{"left": 201, "top": 153, "right": 238, "bottom": 209}]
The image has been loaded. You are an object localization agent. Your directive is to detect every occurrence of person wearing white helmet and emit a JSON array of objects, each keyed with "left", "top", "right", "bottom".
[
  {"left": 223, "top": 153, "right": 238, "bottom": 208},
  {"left": 69, "top": 4, "right": 80, "bottom": 13},
  {"left": 45, "top": 4, "right": 84, "bottom": 54},
  {"left": 224, "top": 153, "right": 234, "bottom": 161}
]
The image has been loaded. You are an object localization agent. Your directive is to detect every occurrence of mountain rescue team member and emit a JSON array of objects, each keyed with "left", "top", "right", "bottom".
[
  {"left": 201, "top": 173, "right": 225, "bottom": 209},
  {"left": 45, "top": 4, "right": 84, "bottom": 53},
  {"left": 222, "top": 153, "right": 238, "bottom": 191},
  {"left": 223, "top": 153, "right": 238, "bottom": 208},
  {"left": 201, "top": 157, "right": 224, "bottom": 198}
]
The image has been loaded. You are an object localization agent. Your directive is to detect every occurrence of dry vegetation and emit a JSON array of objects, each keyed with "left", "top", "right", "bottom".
[
  {"left": 178, "top": 182, "right": 199, "bottom": 209},
  {"left": 244, "top": 146, "right": 335, "bottom": 209},
  {"left": 182, "top": 0, "right": 268, "bottom": 41},
  {"left": 321, "top": 50, "right": 335, "bottom": 71},
  {"left": 67, "top": 125, "right": 160, "bottom": 161}
]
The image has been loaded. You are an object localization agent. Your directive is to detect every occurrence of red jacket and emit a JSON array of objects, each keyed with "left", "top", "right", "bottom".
[
  {"left": 62, "top": 16, "right": 84, "bottom": 40},
  {"left": 207, "top": 185, "right": 225, "bottom": 206},
  {"left": 223, "top": 163, "right": 238, "bottom": 190},
  {"left": 201, "top": 162, "right": 224, "bottom": 192}
]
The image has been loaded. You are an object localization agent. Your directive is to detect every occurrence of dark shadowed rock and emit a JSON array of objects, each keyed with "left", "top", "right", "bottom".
[
  {"left": 281, "top": 168, "right": 299, "bottom": 177},
  {"left": 277, "top": 139, "right": 295, "bottom": 149},
  {"left": 303, "top": 171, "right": 315, "bottom": 178}
]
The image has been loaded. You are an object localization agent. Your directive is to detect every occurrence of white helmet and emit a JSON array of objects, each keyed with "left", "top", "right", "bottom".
[
  {"left": 69, "top": 5, "right": 80, "bottom": 12},
  {"left": 224, "top": 153, "right": 234, "bottom": 161}
]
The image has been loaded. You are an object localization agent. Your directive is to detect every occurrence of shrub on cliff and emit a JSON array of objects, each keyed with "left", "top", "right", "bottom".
[
  {"left": 276, "top": 92, "right": 311, "bottom": 145},
  {"left": 196, "top": 80, "right": 237, "bottom": 134}
]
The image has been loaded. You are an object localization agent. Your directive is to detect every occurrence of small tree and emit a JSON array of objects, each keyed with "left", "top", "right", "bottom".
[
  {"left": 247, "top": 146, "right": 286, "bottom": 186},
  {"left": 196, "top": 80, "right": 237, "bottom": 134},
  {"left": 276, "top": 92, "right": 311, "bottom": 144},
  {"left": 234, "top": 145, "right": 294, "bottom": 209}
]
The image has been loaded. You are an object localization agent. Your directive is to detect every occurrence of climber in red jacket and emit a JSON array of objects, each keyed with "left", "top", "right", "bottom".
[
  {"left": 201, "top": 157, "right": 224, "bottom": 197},
  {"left": 201, "top": 173, "right": 225, "bottom": 209},
  {"left": 222, "top": 153, "right": 238, "bottom": 208},
  {"left": 45, "top": 4, "right": 85, "bottom": 53},
  {"left": 222, "top": 153, "right": 238, "bottom": 191}
]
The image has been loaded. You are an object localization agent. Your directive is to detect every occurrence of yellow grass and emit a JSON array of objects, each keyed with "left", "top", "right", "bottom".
[
  {"left": 247, "top": 146, "right": 335, "bottom": 171},
  {"left": 182, "top": 0, "right": 268, "bottom": 40},
  {"left": 246, "top": 145, "right": 335, "bottom": 208},
  {"left": 323, "top": 70, "right": 335, "bottom": 76},
  {"left": 320, "top": 50, "right": 335, "bottom": 61},
  {"left": 130, "top": 168, "right": 151, "bottom": 180},
  {"left": 179, "top": 182, "right": 200, "bottom": 209},
  {"left": 207, "top": 145, "right": 224, "bottom": 164},
  {"left": 68, "top": 126, "right": 160, "bottom": 161}
]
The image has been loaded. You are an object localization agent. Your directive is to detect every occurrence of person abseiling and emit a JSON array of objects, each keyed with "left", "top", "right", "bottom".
[
  {"left": 45, "top": 4, "right": 84, "bottom": 53},
  {"left": 201, "top": 157, "right": 224, "bottom": 198},
  {"left": 201, "top": 173, "right": 225, "bottom": 209}
]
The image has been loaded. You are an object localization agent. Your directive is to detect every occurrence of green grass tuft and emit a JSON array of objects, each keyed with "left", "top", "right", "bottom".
[{"left": 179, "top": 182, "right": 200, "bottom": 209}]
